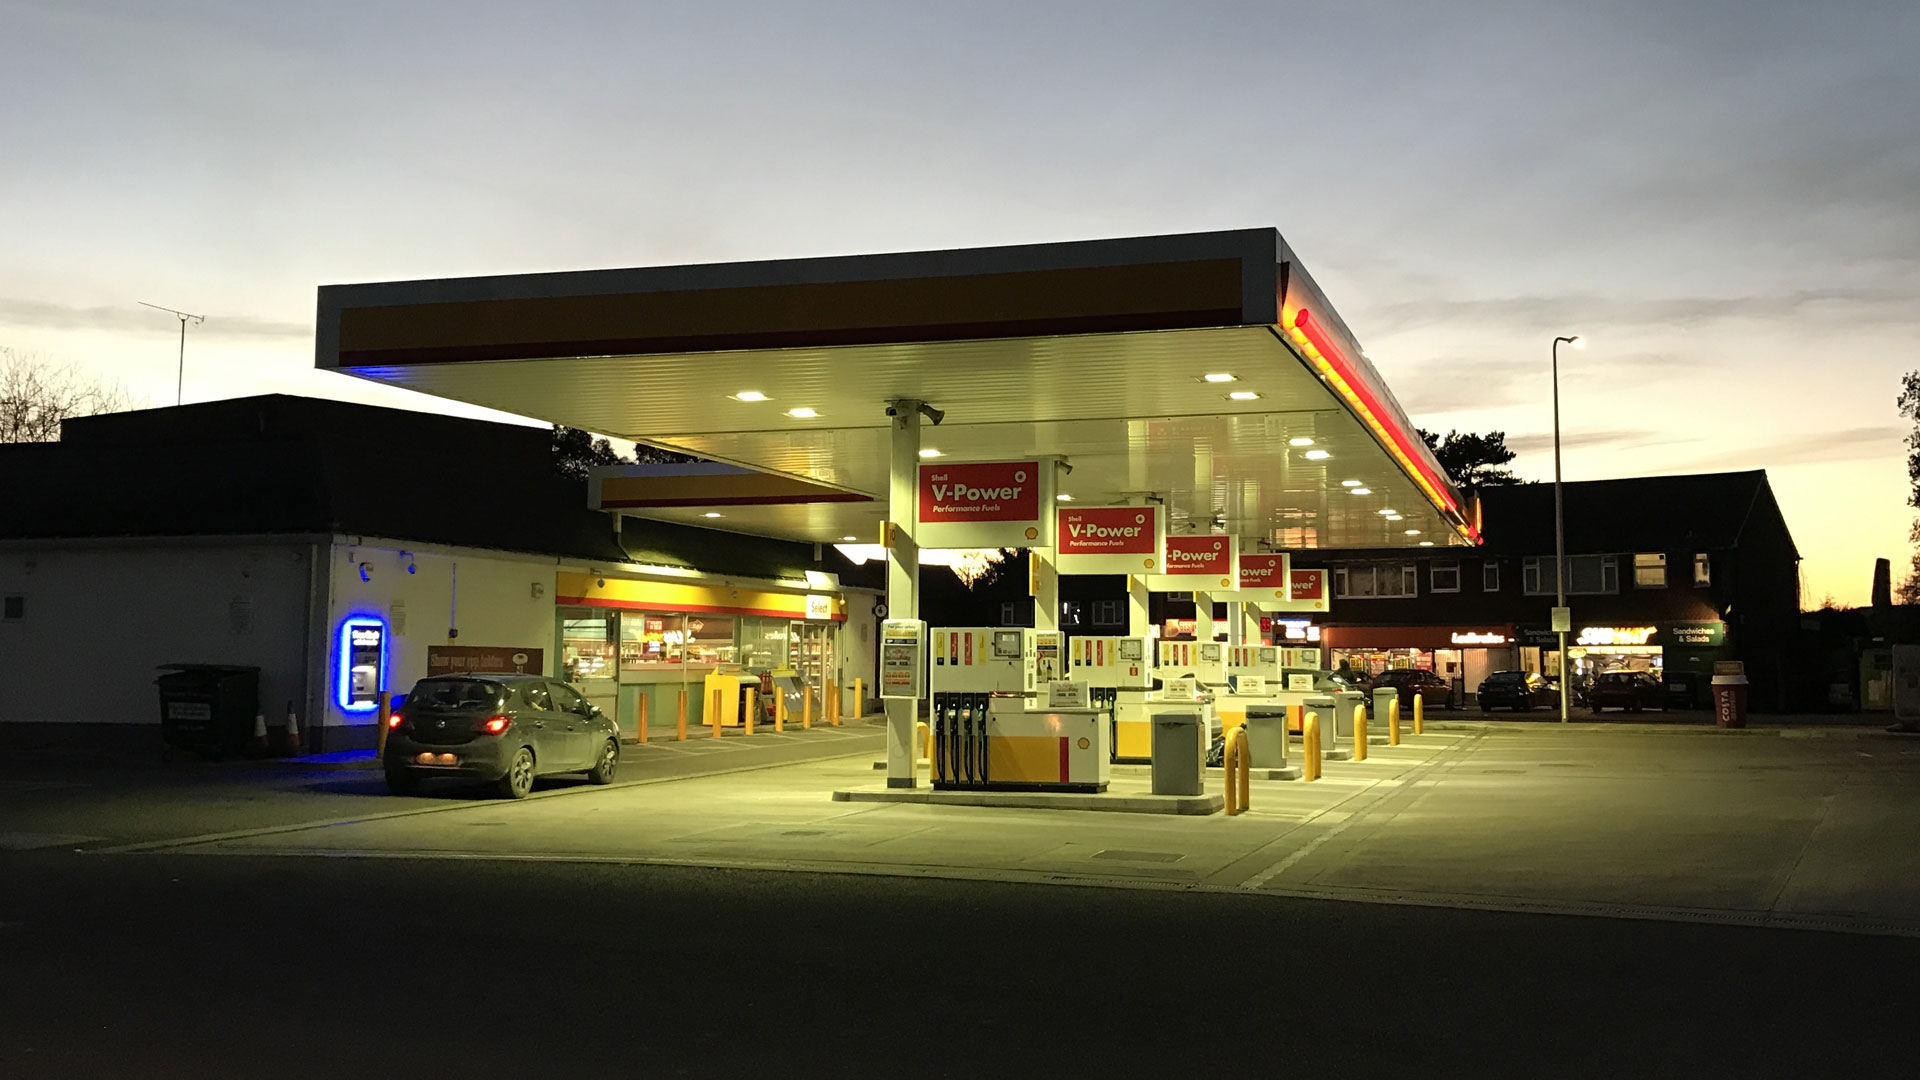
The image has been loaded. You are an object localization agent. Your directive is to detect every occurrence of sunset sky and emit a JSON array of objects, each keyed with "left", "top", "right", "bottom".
[{"left": 3, "top": 0, "right": 1915, "bottom": 606}]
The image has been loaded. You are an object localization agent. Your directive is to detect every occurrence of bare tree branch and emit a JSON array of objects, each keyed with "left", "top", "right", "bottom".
[{"left": 0, "top": 347, "right": 137, "bottom": 443}]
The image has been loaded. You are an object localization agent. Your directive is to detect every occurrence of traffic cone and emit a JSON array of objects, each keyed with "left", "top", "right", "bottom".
[
  {"left": 251, "top": 714, "right": 269, "bottom": 756},
  {"left": 281, "top": 705, "right": 301, "bottom": 756}
]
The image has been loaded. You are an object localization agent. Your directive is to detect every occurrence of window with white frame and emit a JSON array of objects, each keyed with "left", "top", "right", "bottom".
[
  {"left": 1694, "top": 552, "right": 1711, "bottom": 586},
  {"left": 1482, "top": 561, "right": 1500, "bottom": 592},
  {"left": 1000, "top": 601, "right": 1035, "bottom": 628},
  {"left": 1091, "top": 599, "right": 1123, "bottom": 626},
  {"left": 1333, "top": 562, "right": 1418, "bottom": 599},
  {"left": 1058, "top": 602, "right": 1084, "bottom": 627},
  {"left": 1634, "top": 552, "right": 1667, "bottom": 588},
  {"left": 1430, "top": 561, "right": 1461, "bottom": 593},
  {"left": 1523, "top": 555, "right": 1619, "bottom": 596}
]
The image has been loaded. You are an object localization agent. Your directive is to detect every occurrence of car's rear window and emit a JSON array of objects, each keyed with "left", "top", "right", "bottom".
[
  {"left": 405, "top": 678, "right": 503, "bottom": 711},
  {"left": 1486, "top": 671, "right": 1526, "bottom": 684}
]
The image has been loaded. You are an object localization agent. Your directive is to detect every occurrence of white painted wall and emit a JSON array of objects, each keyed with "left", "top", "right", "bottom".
[
  {"left": 838, "top": 586, "right": 882, "bottom": 713},
  {"left": 323, "top": 540, "right": 559, "bottom": 734},
  {"left": 0, "top": 541, "right": 314, "bottom": 725}
]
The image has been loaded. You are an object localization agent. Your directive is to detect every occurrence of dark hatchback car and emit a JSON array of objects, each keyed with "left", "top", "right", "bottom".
[
  {"left": 1589, "top": 671, "right": 1666, "bottom": 713},
  {"left": 384, "top": 674, "right": 620, "bottom": 798},
  {"left": 1371, "top": 668, "right": 1455, "bottom": 710},
  {"left": 1476, "top": 670, "right": 1561, "bottom": 711}
]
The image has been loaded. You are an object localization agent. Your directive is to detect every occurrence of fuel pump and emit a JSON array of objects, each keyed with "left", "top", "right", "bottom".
[{"left": 928, "top": 628, "right": 1108, "bottom": 792}]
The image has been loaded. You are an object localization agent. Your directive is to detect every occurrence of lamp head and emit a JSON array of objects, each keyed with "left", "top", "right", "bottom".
[{"left": 1569, "top": 335, "right": 1587, "bottom": 350}]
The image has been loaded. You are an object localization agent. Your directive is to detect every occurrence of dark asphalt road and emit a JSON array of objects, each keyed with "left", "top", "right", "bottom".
[{"left": 4, "top": 851, "right": 1913, "bottom": 1079}]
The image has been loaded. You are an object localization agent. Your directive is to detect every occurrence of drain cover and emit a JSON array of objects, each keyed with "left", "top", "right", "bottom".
[{"left": 1092, "top": 849, "right": 1185, "bottom": 863}]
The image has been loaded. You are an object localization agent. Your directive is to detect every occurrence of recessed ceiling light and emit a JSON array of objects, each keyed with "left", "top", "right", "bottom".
[
  {"left": 733, "top": 390, "right": 768, "bottom": 402},
  {"left": 703, "top": 512, "right": 722, "bottom": 518},
  {"left": 1289, "top": 437, "right": 1315, "bottom": 447},
  {"left": 1340, "top": 479, "right": 1361, "bottom": 487},
  {"left": 918, "top": 448, "right": 942, "bottom": 458},
  {"left": 1385, "top": 515, "right": 1403, "bottom": 521},
  {"left": 1303, "top": 449, "right": 1330, "bottom": 460},
  {"left": 1418, "top": 540, "right": 1435, "bottom": 547},
  {"left": 1202, "top": 373, "right": 1237, "bottom": 383},
  {"left": 1377, "top": 508, "right": 1397, "bottom": 515},
  {"left": 1056, "top": 493, "right": 1074, "bottom": 502},
  {"left": 842, "top": 535, "right": 858, "bottom": 542},
  {"left": 786, "top": 407, "right": 818, "bottom": 418},
  {"left": 1404, "top": 529, "right": 1422, "bottom": 536},
  {"left": 1227, "top": 391, "right": 1261, "bottom": 401},
  {"left": 1349, "top": 487, "right": 1371, "bottom": 496}
]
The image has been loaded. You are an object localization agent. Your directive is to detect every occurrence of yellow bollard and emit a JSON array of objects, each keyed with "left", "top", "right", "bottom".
[
  {"left": 1389, "top": 698, "right": 1401, "bottom": 746},
  {"left": 636, "top": 694, "right": 649, "bottom": 744},
  {"left": 853, "top": 678, "right": 865, "bottom": 718},
  {"left": 1414, "top": 693, "right": 1425, "bottom": 735},
  {"left": 1303, "top": 711, "right": 1322, "bottom": 782},
  {"left": 676, "top": 690, "right": 688, "bottom": 741},
  {"left": 376, "top": 691, "right": 392, "bottom": 757},
  {"left": 1224, "top": 728, "right": 1251, "bottom": 815},
  {"left": 830, "top": 683, "right": 842, "bottom": 726},
  {"left": 775, "top": 689, "right": 787, "bottom": 732},
  {"left": 915, "top": 720, "right": 930, "bottom": 771},
  {"left": 711, "top": 688, "right": 723, "bottom": 738},
  {"left": 803, "top": 686, "right": 814, "bottom": 729},
  {"left": 743, "top": 688, "right": 757, "bottom": 736},
  {"left": 1353, "top": 703, "right": 1368, "bottom": 761}
]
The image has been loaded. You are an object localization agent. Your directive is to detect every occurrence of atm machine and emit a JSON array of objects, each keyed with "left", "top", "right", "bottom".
[{"left": 929, "top": 627, "right": 1107, "bottom": 792}]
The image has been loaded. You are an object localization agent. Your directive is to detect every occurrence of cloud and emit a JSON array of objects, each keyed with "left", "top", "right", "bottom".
[
  {"left": 0, "top": 297, "right": 310, "bottom": 339},
  {"left": 1505, "top": 429, "right": 1696, "bottom": 455},
  {"left": 1365, "top": 287, "right": 1918, "bottom": 336},
  {"left": 1387, "top": 351, "right": 1711, "bottom": 413},
  {"left": 1670, "top": 425, "right": 1903, "bottom": 471}
]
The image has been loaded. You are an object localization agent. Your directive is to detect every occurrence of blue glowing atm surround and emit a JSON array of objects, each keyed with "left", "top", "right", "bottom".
[{"left": 337, "top": 616, "right": 388, "bottom": 713}]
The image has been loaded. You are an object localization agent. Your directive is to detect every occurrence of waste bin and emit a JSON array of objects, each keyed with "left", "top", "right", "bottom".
[
  {"left": 1371, "top": 686, "right": 1398, "bottom": 737},
  {"left": 1711, "top": 662, "right": 1749, "bottom": 729},
  {"left": 1243, "top": 705, "right": 1290, "bottom": 769},
  {"left": 1332, "top": 690, "right": 1364, "bottom": 739},
  {"left": 1150, "top": 710, "right": 1204, "bottom": 796},
  {"left": 156, "top": 664, "right": 260, "bottom": 758}
]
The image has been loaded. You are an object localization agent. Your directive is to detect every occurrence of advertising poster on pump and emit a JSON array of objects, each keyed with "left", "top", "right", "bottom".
[
  {"left": 1145, "top": 534, "right": 1239, "bottom": 591},
  {"left": 1055, "top": 505, "right": 1162, "bottom": 575},
  {"left": 915, "top": 459, "right": 1054, "bottom": 549}
]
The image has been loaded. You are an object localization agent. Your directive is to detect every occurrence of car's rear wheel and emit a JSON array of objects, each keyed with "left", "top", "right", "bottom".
[
  {"left": 585, "top": 739, "right": 617, "bottom": 784},
  {"left": 384, "top": 767, "right": 421, "bottom": 795},
  {"left": 497, "top": 747, "right": 535, "bottom": 799}
]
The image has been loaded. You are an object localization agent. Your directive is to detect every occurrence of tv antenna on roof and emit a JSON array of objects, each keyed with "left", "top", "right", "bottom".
[{"left": 139, "top": 301, "right": 205, "bottom": 406}]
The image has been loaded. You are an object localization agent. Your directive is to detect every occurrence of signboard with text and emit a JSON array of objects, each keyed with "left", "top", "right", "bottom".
[
  {"left": 915, "top": 460, "right": 1053, "bottom": 549},
  {"left": 1146, "top": 534, "right": 1239, "bottom": 591},
  {"left": 428, "top": 646, "right": 544, "bottom": 678},
  {"left": 1055, "top": 505, "right": 1162, "bottom": 575}
]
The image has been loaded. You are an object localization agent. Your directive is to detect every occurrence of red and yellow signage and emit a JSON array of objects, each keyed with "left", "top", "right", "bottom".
[
  {"left": 1056, "top": 505, "right": 1161, "bottom": 575},
  {"left": 554, "top": 572, "right": 845, "bottom": 622},
  {"left": 1238, "top": 553, "right": 1290, "bottom": 592},
  {"left": 915, "top": 459, "right": 1053, "bottom": 549}
]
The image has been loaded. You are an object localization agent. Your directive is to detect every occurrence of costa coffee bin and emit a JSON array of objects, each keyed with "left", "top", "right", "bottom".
[{"left": 1711, "top": 662, "right": 1748, "bottom": 729}]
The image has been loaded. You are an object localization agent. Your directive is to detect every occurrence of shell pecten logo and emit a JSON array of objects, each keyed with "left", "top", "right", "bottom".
[
  {"left": 1143, "top": 558, "right": 1156, "bottom": 569},
  {"left": 1025, "top": 527, "right": 1038, "bottom": 540}
]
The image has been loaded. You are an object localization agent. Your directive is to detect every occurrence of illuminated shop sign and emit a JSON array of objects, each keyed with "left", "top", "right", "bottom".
[
  {"left": 337, "top": 617, "right": 387, "bottom": 713},
  {"left": 1450, "top": 631, "right": 1511, "bottom": 646},
  {"left": 1576, "top": 626, "right": 1656, "bottom": 646}
]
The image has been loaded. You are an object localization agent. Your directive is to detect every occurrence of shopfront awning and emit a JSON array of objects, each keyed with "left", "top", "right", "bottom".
[{"left": 315, "top": 229, "right": 1475, "bottom": 551}]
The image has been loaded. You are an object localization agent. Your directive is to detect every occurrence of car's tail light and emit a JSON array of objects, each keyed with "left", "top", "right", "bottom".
[
  {"left": 386, "top": 712, "right": 405, "bottom": 730},
  {"left": 481, "top": 715, "right": 512, "bottom": 735}
]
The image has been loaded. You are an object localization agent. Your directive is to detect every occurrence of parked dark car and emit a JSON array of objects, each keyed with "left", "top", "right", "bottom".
[
  {"left": 1589, "top": 671, "right": 1666, "bottom": 713},
  {"left": 1324, "top": 668, "right": 1371, "bottom": 693},
  {"left": 383, "top": 674, "right": 621, "bottom": 798},
  {"left": 1476, "top": 670, "right": 1561, "bottom": 711},
  {"left": 1371, "top": 668, "right": 1455, "bottom": 710},
  {"left": 1662, "top": 671, "right": 1706, "bottom": 710}
]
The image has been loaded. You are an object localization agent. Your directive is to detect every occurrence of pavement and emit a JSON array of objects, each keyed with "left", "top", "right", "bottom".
[{"left": 5, "top": 716, "right": 1920, "bottom": 1076}]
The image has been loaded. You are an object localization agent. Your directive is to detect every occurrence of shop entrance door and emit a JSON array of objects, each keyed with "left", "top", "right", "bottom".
[{"left": 789, "top": 621, "right": 834, "bottom": 720}]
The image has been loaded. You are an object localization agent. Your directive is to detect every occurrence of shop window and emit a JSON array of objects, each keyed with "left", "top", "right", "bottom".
[
  {"left": 1523, "top": 555, "right": 1619, "bottom": 596},
  {"left": 1333, "top": 562, "right": 1418, "bottom": 599},
  {"left": 738, "top": 616, "right": 791, "bottom": 670},
  {"left": 1091, "top": 599, "right": 1124, "bottom": 626},
  {"left": 559, "top": 607, "right": 619, "bottom": 680},
  {"left": 1694, "top": 553, "right": 1711, "bottom": 586},
  {"left": 1634, "top": 553, "right": 1667, "bottom": 588},
  {"left": 1430, "top": 561, "right": 1461, "bottom": 594},
  {"left": 1482, "top": 561, "right": 1500, "bottom": 592}
]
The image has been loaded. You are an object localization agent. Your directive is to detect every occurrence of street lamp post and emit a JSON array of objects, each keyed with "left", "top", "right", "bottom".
[
  {"left": 1552, "top": 334, "right": 1585, "bottom": 724},
  {"left": 139, "top": 302, "right": 205, "bottom": 407}
]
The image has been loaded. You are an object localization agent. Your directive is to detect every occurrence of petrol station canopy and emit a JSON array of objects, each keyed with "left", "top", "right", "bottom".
[{"left": 315, "top": 228, "right": 1477, "bottom": 551}]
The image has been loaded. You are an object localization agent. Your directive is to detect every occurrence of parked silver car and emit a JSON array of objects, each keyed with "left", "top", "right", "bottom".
[{"left": 383, "top": 674, "right": 620, "bottom": 798}]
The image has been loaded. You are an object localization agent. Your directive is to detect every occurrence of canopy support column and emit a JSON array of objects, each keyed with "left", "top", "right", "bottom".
[{"left": 885, "top": 400, "right": 923, "bottom": 788}]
